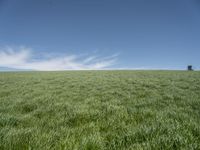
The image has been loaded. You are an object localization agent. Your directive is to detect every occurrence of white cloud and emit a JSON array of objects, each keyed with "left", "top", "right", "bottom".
[
  {"left": 0, "top": 47, "right": 118, "bottom": 71},
  {"left": 83, "top": 56, "right": 97, "bottom": 63}
]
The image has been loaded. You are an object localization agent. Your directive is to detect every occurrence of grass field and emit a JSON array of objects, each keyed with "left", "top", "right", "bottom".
[{"left": 0, "top": 71, "right": 200, "bottom": 150}]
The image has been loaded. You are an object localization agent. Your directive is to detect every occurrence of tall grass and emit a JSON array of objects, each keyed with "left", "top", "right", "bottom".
[{"left": 0, "top": 71, "right": 200, "bottom": 149}]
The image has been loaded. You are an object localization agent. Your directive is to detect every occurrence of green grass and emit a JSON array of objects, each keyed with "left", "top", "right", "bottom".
[{"left": 0, "top": 71, "right": 200, "bottom": 150}]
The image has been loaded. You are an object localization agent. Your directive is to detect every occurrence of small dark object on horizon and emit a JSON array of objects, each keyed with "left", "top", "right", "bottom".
[{"left": 187, "top": 65, "right": 193, "bottom": 71}]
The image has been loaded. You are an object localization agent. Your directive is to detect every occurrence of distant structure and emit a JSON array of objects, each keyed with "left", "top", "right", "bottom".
[{"left": 187, "top": 65, "right": 193, "bottom": 71}]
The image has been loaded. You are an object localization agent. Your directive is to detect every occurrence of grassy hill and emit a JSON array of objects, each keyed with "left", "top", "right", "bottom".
[{"left": 0, "top": 71, "right": 200, "bottom": 149}]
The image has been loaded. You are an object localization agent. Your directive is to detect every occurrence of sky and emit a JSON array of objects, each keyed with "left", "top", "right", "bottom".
[{"left": 0, "top": 0, "right": 200, "bottom": 70}]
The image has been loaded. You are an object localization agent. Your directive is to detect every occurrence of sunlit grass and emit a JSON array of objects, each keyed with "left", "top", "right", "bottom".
[{"left": 0, "top": 71, "right": 200, "bottom": 149}]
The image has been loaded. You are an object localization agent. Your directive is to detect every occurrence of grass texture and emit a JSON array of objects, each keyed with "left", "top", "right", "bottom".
[{"left": 0, "top": 71, "right": 200, "bottom": 150}]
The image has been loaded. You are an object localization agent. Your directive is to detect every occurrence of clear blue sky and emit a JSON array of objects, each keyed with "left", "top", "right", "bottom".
[{"left": 0, "top": 0, "right": 200, "bottom": 70}]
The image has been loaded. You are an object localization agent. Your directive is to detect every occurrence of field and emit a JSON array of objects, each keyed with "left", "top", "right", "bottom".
[{"left": 0, "top": 71, "right": 200, "bottom": 149}]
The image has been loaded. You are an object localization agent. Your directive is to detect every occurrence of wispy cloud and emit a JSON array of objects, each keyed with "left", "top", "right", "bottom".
[{"left": 0, "top": 47, "right": 118, "bottom": 71}]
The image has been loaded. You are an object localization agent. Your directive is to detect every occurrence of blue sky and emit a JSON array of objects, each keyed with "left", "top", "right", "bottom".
[{"left": 0, "top": 0, "right": 200, "bottom": 70}]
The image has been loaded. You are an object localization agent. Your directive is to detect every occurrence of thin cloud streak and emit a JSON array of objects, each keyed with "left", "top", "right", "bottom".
[{"left": 0, "top": 47, "right": 118, "bottom": 71}]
